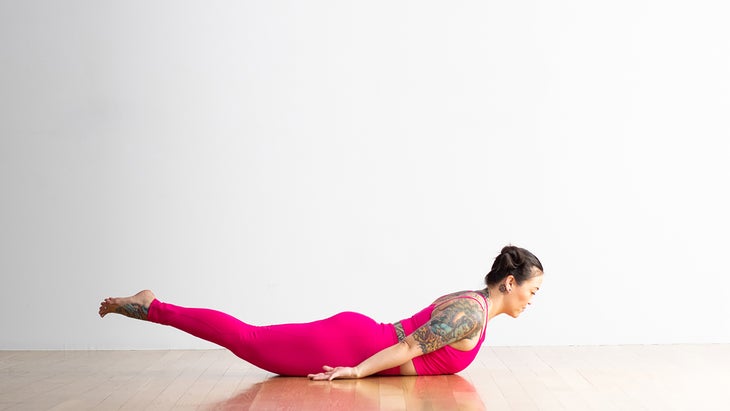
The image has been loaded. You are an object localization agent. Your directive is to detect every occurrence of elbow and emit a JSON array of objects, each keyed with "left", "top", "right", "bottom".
[{"left": 401, "top": 338, "right": 423, "bottom": 358}]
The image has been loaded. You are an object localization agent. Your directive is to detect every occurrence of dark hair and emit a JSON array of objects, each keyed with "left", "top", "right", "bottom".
[{"left": 485, "top": 245, "right": 543, "bottom": 286}]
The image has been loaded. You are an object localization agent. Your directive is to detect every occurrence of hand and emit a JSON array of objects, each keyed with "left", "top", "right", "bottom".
[{"left": 307, "top": 365, "right": 359, "bottom": 381}]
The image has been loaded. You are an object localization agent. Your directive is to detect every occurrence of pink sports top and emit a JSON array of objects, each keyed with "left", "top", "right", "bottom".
[{"left": 395, "top": 295, "right": 488, "bottom": 375}]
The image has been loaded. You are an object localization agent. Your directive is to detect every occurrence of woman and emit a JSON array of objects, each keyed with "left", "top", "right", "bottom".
[{"left": 98, "top": 245, "right": 543, "bottom": 380}]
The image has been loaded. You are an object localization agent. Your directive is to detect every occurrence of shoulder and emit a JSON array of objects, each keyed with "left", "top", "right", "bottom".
[
  {"left": 430, "top": 291, "right": 487, "bottom": 327},
  {"left": 432, "top": 290, "right": 487, "bottom": 308},
  {"left": 431, "top": 291, "right": 487, "bottom": 331},
  {"left": 406, "top": 291, "right": 486, "bottom": 353}
]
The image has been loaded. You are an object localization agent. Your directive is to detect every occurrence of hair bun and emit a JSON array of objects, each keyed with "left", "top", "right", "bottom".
[
  {"left": 484, "top": 245, "right": 543, "bottom": 287},
  {"left": 499, "top": 245, "right": 524, "bottom": 270}
]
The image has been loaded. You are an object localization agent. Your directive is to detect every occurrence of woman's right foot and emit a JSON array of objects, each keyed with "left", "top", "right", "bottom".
[{"left": 99, "top": 289, "right": 156, "bottom": 320}]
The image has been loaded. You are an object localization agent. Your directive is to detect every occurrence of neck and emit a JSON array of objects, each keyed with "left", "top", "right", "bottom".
[{"left": 481, "top": 285, "right": 506, "bottom": 321}]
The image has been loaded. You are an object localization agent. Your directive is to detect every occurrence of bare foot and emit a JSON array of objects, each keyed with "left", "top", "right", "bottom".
[{"left": 99, "top": 290, "right": 156, "bottom": 320}]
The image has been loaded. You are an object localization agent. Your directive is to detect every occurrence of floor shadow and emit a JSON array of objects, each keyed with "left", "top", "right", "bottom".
[{"left": 204, "top": 374, "right": 486, "bottom": 410}]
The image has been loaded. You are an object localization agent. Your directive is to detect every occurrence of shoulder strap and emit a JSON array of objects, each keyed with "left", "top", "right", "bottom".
[{"left": 436, "top": 294, "right": 486, "bottom": 311}]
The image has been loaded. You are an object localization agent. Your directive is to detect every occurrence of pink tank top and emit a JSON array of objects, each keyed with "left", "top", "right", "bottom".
[{"left": 396, "top": 295, "right": 488, "bottom": 375}]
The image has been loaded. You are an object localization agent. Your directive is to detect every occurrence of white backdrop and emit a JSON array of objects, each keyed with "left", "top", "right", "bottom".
[{"left": 1, "top": 1, "right": 728, "bottom": 350}]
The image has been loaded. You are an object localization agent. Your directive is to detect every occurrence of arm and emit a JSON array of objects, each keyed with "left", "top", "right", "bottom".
[
  {"left": 307, "top": 340, "right": 415, "bottom": 380},
  {"left": 308, "top": 298, "right": 485, "bottom": 380}
]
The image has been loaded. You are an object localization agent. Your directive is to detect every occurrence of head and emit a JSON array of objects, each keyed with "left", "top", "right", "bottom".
[{"left": 485, "top": 245, "right": 544, "bottom": 318}]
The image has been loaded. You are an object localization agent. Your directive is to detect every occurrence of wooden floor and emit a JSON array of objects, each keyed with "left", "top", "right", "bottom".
[{"left": 1, "top": 344, "right": 729, "bottom": 410}]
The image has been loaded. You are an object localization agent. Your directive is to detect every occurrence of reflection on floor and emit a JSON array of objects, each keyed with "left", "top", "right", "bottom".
[
  {"left": 1, "top": 344, "right": 729, "bottom": 410},
  {"left": 210, "top": 374, "right": 483, "bottom": 410}
]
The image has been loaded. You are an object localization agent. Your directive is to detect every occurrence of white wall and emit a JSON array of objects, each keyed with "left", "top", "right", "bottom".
[{"left": 1, "top": 0, "right": 728, "bottom": 350}]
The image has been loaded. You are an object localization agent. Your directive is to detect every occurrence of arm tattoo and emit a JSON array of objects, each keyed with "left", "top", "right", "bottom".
[
  {"left": 411, "top": 299, "right": 484, "bottom": 354},
  {"left": 115, "top": 303, "right": 149, "bottom": 320},
  {"left": 394, "top": 321, "right": 406, "bottom": 342}
]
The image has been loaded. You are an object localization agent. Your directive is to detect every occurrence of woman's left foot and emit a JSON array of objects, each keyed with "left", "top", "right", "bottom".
[{"left": 99, "top": 289, "right": 156, "bottom": 320}]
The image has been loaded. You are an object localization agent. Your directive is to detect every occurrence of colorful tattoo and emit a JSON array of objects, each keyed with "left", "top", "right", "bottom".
[
  {"left": 115, "top": 303, "right": 149, "bottom": 320},
  {"left": 411, "top": 299, "right": 484, "bottom": 354}
]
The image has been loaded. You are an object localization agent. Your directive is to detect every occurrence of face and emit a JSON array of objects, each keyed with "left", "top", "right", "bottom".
[{"left": 504, "top": 268, "right": 543, "bottom": 318}]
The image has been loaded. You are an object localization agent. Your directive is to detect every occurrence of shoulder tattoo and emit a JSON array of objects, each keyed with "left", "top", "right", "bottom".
[{"left": 411, "top": 299, "right": 484, "bottom": 354}]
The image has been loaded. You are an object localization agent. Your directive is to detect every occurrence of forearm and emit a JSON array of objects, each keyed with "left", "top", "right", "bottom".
[{"left": 353, "top": 341, "right": 419, "bottom": 378}]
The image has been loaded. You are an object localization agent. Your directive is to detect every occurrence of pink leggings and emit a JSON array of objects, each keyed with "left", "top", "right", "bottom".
[{"left": 147, "top": 299, "right": 401, "bottom": 376}]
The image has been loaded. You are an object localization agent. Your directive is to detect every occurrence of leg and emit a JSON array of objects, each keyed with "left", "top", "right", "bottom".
[
  {"left": 98, "top": 290, "right": 244, "bottom": 351},
  {"left": 99, "top": 291, "right": 399, "bottom": 376}
]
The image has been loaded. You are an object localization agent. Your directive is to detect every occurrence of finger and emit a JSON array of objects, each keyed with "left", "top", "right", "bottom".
[
  {"left": 322, "top": 365, "right": 333, "bottom": 371},
  {"left": 328, "top": 369, "right": 343, "bottom": 381}
]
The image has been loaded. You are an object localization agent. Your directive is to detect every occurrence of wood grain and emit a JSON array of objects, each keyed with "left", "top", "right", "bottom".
[{"left": 1, "top": 345, "right": 728, "bottom": 410}]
